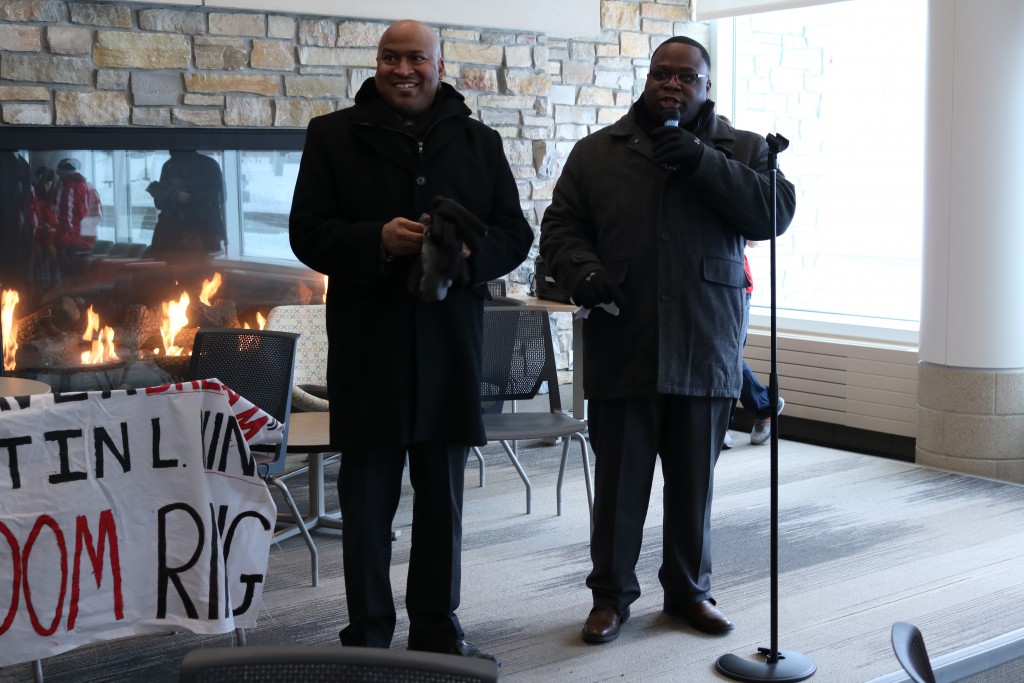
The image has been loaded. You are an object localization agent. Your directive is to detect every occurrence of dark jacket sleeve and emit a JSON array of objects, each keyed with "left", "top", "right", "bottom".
[
  {"left": 687, "top": 127, "right": 796, "bottom": 242},
  {"left": 538, "top": 141, "right": 606, "bottom": 297},
  {"left": 289, "top": 113, "right": 386, "bottom": 286},
  {"left": 466, "top": 128, "right": 535, "bottom": 284}
]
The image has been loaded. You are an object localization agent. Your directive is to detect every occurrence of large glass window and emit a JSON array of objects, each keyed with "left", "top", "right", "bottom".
[
  {"left": 716, "top": 0, "right": 927, "bottom": 333},
  {"left": 238, "top": 151, "right": 300, "bottom": 260}
]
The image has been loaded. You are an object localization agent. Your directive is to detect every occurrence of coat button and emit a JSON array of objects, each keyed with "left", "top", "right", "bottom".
[
  {"left": 660, "top": 232, "right": 671, "bottom": 242},
  {"left": 661, "top": 293, "right": 673, "bottom": 302},
  {"left": 416, "top": 176, "right": 426, "bottom": 185}
]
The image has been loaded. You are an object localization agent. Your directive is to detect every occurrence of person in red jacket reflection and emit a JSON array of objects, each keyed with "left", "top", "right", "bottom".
[{"left": 53, "top": 157, "right": 99, "bottom": 276}]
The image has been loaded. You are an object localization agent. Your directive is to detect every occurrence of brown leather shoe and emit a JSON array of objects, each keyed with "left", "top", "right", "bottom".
[
  {"left": 581, "top": 606, "right": 629, "bottom": 644},
  {"left": 664, "top": 598, "right": 734, "bottom": 634}
]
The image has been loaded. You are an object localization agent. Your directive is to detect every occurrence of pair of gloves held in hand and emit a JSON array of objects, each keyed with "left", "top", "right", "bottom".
[
  {"left": 409, "top": 196, "right": 487, "bottom": 302},
  {"left": 570, "top": 127, "right": 704, "bottom": 310},
  {"left": 572, "top": 269, "right": 626, "bottom": 310}
]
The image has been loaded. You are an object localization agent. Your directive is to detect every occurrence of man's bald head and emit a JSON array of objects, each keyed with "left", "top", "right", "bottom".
[{"left": 375, "top": 20, "right": 445, "bottom": 118}]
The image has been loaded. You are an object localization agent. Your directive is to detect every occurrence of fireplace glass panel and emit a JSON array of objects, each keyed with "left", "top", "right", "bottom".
[{"left": 1, "top": 127, "right": 321, "bottom": 393}]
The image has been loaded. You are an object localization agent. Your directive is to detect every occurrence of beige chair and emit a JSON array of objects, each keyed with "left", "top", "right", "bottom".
[
  {"left": 264, "top": 304, "right": 330, "bottom": 412},
  {"left": 264, "top": 304, "right": 344, "bottom": 529}
]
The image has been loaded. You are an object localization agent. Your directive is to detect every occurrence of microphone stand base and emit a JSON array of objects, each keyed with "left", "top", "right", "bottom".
[{"left": 716, "top": 648, "right": 816, "bottom": 682}]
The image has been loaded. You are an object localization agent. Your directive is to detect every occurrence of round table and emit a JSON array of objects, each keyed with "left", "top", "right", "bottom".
[{"left": 0, "top": 376, "right": 52, "bottom": 396}]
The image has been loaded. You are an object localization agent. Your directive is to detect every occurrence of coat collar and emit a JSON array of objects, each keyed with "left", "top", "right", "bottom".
[
  {"left": 610, "top": 99, "right": 739, "bottom": 156},
  {"left": 350, "top": 79, "right": 470, "bottom": 130}
]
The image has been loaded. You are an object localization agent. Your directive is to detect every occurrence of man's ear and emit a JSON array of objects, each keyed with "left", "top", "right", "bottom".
[{"left": 438, "top": 58, "right": 446, "bottom": 81}]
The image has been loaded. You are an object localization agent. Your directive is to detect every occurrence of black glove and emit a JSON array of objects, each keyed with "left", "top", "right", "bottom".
[
  {"left": 572, "top": 269, "right": 626, "bottom": 309},
  {"left": 649, "top": 126, "right": 704, "bottom": 175},
  {"left": 431, "top": 196, "right": 487, "bottom": 256}
]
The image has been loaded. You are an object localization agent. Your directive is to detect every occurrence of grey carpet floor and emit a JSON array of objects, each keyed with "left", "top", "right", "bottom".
[{"left": 4, "top": 434, "right": 1024, "bottom": 682}]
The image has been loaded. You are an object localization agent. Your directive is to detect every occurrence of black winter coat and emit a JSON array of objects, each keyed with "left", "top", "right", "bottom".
[
  {"left": 540, "top": 102, "right": 796, "bottom": 400},
  {"left": 289, "top": 81, "right": 534, "bottom": 450}
]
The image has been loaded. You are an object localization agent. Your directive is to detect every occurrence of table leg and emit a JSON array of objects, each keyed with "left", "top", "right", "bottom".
[
  {"left": 572, "top": 315, "right": 587, "bottom": 421},
  {"left": 308, "top": 451, "right": 343, "bottom": 530}
]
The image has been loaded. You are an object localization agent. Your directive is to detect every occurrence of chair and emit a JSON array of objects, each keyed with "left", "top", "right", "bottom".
[
  {"left": 891, "top": 621, "right": 938, "bottom": 683},
  {"left": 179, "top": 645, "right": 499, "bottom": 683},
  {"left": 486, "top": 279, "right": 507, "bottom": 298},
  {"left": 185, "top": 327, "right": 320, "bottom": 588},
  {"left": 484, "top": 278, "right": 525, "bottom": 309},
  {"left": 474, "top": 306, "right": 593, "bottom": 519},
  {"left": 264, "top": 304, "right": 330, "bottom": 412}
]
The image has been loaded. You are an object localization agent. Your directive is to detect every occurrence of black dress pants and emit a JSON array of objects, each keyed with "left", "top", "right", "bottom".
[
  {"left": 337, "top": 441, "right": 468, "bottom": 650},
  {"left": 586, "top": 394, "right": 731, "bottom": 615}
]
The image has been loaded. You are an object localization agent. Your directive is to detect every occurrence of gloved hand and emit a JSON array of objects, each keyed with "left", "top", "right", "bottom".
[
  {"left": 572, "top": 269, "right": 626, "bottom": 309},
  {"left": 431, "top": 196, "right": 488, "bottom": 256},
  {"left": 649, "top": 126, "right": 704, "bottom": 175}
]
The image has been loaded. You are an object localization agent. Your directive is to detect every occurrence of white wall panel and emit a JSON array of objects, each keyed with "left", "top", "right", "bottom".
[
  {"left": 695, "top": 0, "right": 850, "bottom": 20},
  {"left": 746, "top": 330, "right": 919, "bottom": 438}
]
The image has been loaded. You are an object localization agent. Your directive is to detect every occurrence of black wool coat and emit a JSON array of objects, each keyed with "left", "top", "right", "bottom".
[
  {"left": 540, "top": 102, "right": 796, "bottom": 400},
  {"left": 289, "top": 81, "right": 534, "bottom": 450}
]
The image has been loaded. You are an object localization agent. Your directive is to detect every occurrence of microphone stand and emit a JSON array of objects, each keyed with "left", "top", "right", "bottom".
[{"left": 715, "top": 133, "right": 815, "bottom": 683}]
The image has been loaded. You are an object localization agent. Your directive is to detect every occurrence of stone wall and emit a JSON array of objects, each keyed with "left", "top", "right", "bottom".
[{"left": 0, "top": 0, "right": 703, "bottom": 368}]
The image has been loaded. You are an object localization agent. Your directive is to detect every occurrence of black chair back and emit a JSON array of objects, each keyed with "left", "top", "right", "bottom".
[
  {"left": 891, "top": 621, "right": 937, "bottom": 683},
  {"left": 486, "top": 279, "right": 507, "bottom": 298},
  {"left": 480, "top": 306, "right": 555, "bottom": 410},
  {"left": 185, "top": 327, "right": 298, "bottom": 474},
  {"left": 179, "top": 645, "right": 499, "bottom": 683}
]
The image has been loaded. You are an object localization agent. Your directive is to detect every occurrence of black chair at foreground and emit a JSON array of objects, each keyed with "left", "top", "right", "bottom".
[
  {"left": 474, "top": 305, "right": 594, "bottom": 520},
  {"left": 185, "top": 327, "right": 320, "bottom": 590},
  {"left": 179, "top": 645, "right": 499, "bottom": 683},
  {"left": 891, "top": 621, "right": 938, "bottom": 683}
]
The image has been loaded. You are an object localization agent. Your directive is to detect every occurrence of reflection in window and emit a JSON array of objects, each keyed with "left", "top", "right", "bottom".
[{"left": 238, "top": 151, "right": 299, "bottom": 260}]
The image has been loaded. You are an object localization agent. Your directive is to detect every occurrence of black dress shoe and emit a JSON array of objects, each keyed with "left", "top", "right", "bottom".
[
  {"left": 408, "top": 638, "right": 501, "bottom": 666},
  {"left": 581, "top": 606, "right": 629, "bottom": 644},
  {"left": 451, "top": 640, "right": 501, "bottom": 667},
  {"left": 664, "top": 598, "right": 734, "bottom": 634}
]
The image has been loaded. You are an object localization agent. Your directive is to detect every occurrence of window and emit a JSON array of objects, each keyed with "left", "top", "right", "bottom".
[
  {"left": 714, "top": 0, "right": 927, "bottom": 337},
  {"left": 237, "top": 151, "right": 300, "bottom": 261}
]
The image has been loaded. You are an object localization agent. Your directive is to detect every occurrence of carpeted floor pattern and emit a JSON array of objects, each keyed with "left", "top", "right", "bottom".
[{"left": 4, "top": 432, "right": 1024, "bottom": 682}]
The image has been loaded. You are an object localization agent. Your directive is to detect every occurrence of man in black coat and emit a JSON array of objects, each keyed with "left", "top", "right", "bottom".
[
  {"left": 540, "top": 36, "right": 796, "bottom": 644},
  {"left": 289, "top": 19, "right": 533, "bottom": 663}
]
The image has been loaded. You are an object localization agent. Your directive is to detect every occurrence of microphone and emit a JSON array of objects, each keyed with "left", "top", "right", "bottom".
[{"left": 659, "top": 110, "right": 682, "bottom": 171}]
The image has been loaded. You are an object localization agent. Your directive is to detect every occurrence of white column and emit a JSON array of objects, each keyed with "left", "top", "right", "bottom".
[
  {"left": 917, "top": 0, "right": 1024, "bottom": 484},
  {"left": 919, "top": 0, "right": 1024, "bottom": 368}
]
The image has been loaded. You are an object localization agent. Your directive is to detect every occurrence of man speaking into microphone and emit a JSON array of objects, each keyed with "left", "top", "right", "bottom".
[{"left": 540, "top": 36, "right": 796, "bottom": 644}]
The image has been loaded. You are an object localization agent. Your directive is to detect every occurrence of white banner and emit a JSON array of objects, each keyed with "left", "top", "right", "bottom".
[{"left": 0, "top": 380, "right": 281, "bottom": 667}]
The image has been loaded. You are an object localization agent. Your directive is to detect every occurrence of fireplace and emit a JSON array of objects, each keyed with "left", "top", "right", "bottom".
[{"left": 1, "top": 126, "right": 320, "bottom": 392}]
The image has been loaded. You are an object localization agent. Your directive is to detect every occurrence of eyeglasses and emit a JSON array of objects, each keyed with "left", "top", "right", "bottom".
[{"left": 647, "top": 71, "right": 709, "bottom": 86}]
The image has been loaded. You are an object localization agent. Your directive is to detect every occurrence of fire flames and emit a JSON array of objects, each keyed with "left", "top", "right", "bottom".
[
  {"left": 199, "top": 272, "right": 222, "bottom": 306},
  {"left": 2, "top": 289, "right": 18, "bottom": 372},
  {"left": 159, "top": 292, "right": 191, "bottom": 357},
  {"left": 81, "top": 305, "right": 119, "bottom": 365},
  {"left": 2, "top": 272, "right": 275, "bottom": 372}
]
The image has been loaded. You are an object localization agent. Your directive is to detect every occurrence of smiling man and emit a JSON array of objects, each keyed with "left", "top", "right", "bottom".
[
  {"left": 539, "top": 36, "right": 797, "bottom": 644},
  {"left": 289, "top": 19, "right": 533, "bottom": 665}
]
